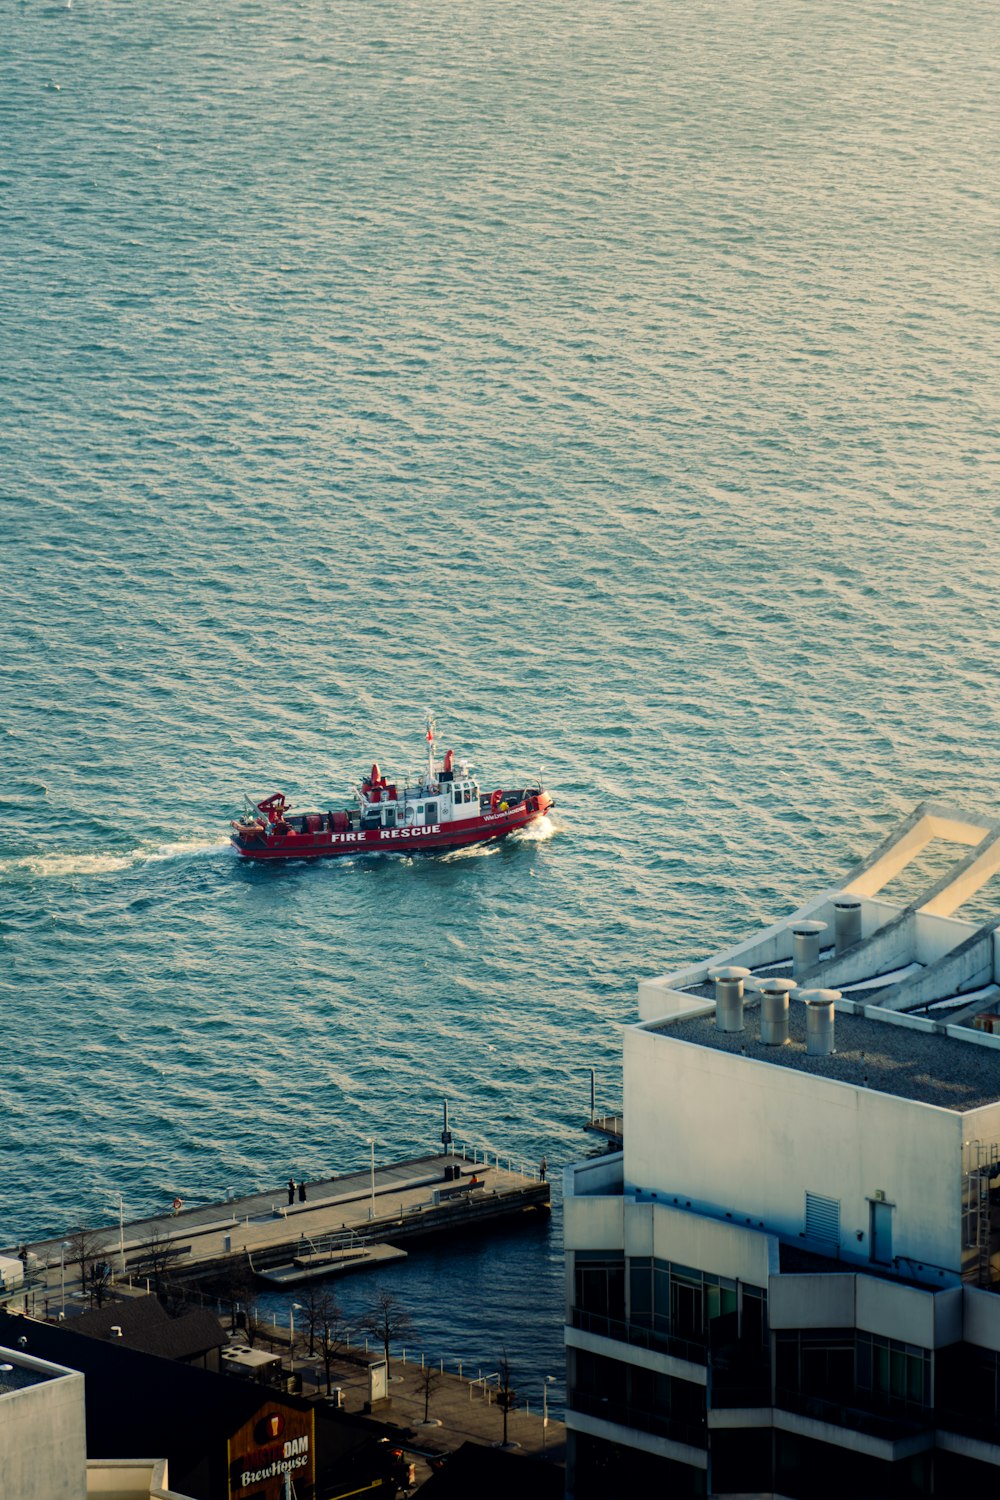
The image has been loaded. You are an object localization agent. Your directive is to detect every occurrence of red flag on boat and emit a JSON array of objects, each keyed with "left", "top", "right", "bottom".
[{"left": 426, "top": 728, "right": 433, "bottom": 742}]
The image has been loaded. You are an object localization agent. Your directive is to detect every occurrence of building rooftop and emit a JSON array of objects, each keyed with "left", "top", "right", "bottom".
[
  {"left": 661, "top": 999, "right": 1000, "bottom": 1110},
  {"left": 0, "top": 1345, "right": 75, "bottom": 1395},
  {"left": 69, "top": 1294, "right": 226, "bottom": 1361},
  {"left": 638, "top": 803, "right": 1000, "bottom": 1113}
]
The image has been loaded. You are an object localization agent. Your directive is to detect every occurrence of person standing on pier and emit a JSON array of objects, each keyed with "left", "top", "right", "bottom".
[
  {"left": 539, "top": 1156, "right": 547, "bottom": 1182},
  {"left": 287, "top": 1177, "right": 296, "bottom": 1206},
  {"left": 298, "top": 1179, "right": 307, "bottom": 1203}
]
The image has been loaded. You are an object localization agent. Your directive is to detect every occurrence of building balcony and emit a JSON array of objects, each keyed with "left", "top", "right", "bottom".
[
  {"left": 570, "top": 1308, "right": 708, "bottom": 1368},
  {"left": 774, "top": 1385, "right": 934, "bottom": 1460},
  {"left": 934, "top": 1406, "right": 1000, "bottom": 1451},
  {"left": 569, "top": 1389, "right": 708, "bottom": 1451}
]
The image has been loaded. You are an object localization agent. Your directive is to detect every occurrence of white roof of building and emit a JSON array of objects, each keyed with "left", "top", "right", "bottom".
[{"left": 642, "top": 802, "right": 1000, "bottom": 1112}]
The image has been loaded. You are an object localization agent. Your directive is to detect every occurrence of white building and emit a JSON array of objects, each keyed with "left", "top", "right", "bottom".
[
  {"left": 564, "top": 803, "right": 1000, "bottom": 1498},
  {"left": 0, "top": 1344, "right": 192, "bottom": 1500}
]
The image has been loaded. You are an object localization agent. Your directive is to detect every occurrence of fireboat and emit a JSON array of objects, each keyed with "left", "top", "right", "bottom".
[{"left": 231, "top": 716, "right": 554, "bottom": 861}]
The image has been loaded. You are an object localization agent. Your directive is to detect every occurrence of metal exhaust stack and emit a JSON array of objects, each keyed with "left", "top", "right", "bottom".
[
  {"left": 760, "top": 978, "right": 796, "bottom": 1045},
  {"left": 834, "top": 896, "right": 862, "bottom": 953},
  {"left": 709, "top": 965, "right": 751, "bottom": 1033},
  {"left": 792, "top": 919, "right": 827, "bottom": 978},
  {"left": 800, "top": 989, "right": 841, "bottom": 1056}
]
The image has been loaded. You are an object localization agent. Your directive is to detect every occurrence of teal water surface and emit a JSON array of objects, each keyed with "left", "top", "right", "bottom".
[{"left": 2, "top": 0, "right": 999, "bottom": 1392}]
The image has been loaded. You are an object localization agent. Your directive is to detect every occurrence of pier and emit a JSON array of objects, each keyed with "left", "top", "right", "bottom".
[
  {"left": 583, "top": 1112, "right": 622, "bottom": 1147},
  {"left": 5, "top": 1150, "right": 549, "bottom": 1309}
]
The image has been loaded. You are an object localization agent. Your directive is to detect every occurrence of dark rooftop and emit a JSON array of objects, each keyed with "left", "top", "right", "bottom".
[
  {"left": 660, "top": 1000, "right": 1000, "bottom": 1111},
  {"left": 69, "top": 1295, "right": 225, "bottom": 1361}
]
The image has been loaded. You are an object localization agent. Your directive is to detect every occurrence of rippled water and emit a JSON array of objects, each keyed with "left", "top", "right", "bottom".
[{"left": 2, "top": 0, "right": 998, "bottom": 1398}]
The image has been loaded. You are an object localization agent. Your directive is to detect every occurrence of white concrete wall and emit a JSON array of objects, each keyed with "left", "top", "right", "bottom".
[
  {"left": 564, "top": 1153, "right": 623, "bottom": 1199},
  {"left": 768, "top": 1276, "right": 963, "bottom": 1347},
  {"left": 563, "top": 1189, "right": 624, "bottom": 1252},
  {"left": 624, "top": 1200, "right": 773, "bottom": 1288},
  {"left": 914, "top": 911, "right": 980, "bottom": 966},
  {"left": 622, "top": 1025, "right": 965, "bottom": 1277},
  {"left": 856, "top": 1275, "right": 939, "bottom": 1347},
  {"left": 0, "top": 1367, "right": 87, "bottom": 1500},
  {"left": 769, "top": 1274, "right": 856, "bottom": 1330},
  {"left": 962, "top": 1098, "right": 1000, "bottom": 1148},
  {"left": 963, "top": 1285, "right": 1000, "bottom": 1352}
]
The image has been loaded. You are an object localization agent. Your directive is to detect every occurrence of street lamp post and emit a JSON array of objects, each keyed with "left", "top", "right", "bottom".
[
  {"left": 366, "top": 1138, "right": 375, "bottom": 1220},
  {"left": 542, "top": 1376, "right": 556, "bottom": 1448},
  {"left": 116, "top": 1194, "right": 125, "bottom": 1278},
  {"left": 292, "top": 1301, "right": 306, "bottom": 1356},
  {"left": 60, "top": 1242, "right": 69, "bottom": 1318}
]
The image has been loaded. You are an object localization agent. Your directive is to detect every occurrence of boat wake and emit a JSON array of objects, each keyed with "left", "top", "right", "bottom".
[
  {"left": 7, "top": 838, "right": 232, "bottom": 881},
  {"left": 509, "top": 813, "right": 562, "bottom": 844},
  {"left": 439, "top": 842, "right": 501, "bottom": 863}
]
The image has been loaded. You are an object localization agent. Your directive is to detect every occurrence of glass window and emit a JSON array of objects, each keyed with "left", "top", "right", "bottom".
[
  {"left": 629, "top": 1257, "right": 652, "bottom": 1326},
  {"left": 859, "top": 1332, "right": 930, "bottom": 1411},
  {"left": 671, "top": 1266, "right": 704, "bottom": 1338},
  {"left": 575, "top": 1253, "right": 625, "bottom": 1320},
  {"left": 654, "top": 1260, "right": 672, "bottom": 1333},
  {"left": 741, "top": 1286, "right": 767, "bottom": 1349}
]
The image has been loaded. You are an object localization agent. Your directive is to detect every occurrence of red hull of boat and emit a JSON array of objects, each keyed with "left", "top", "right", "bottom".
[{"left": 232, "top": 795, "right": 552, "bottom": 861}]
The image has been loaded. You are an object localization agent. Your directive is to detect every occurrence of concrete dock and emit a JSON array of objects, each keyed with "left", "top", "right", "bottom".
[{"left": 6, "top": 1151, "right": 549, "bottom": 1304}]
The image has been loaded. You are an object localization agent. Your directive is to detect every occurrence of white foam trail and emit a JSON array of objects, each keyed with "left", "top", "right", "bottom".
[
  {"left": 144, "top": 839, "right": 231, "bottom": 863},
  {"left": 510, "top": 813, "right": 562, "bottom": 843},
  {"left": 440, "top": 842, "right": 499, "bottom": 861},
  {"left": 22, "top": 852, "right": 136, "bottom": 878},
  {"left": 11, "top": 838, "right": 231, "bottom": 880}
]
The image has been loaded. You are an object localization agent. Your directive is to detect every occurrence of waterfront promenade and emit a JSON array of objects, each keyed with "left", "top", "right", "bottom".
[
  {"left": 7, "top": 1150, "right": 548, "bottom": 1302},
  {"left": 264, "top": 1328, "right": 566, "bottom": 1487}
]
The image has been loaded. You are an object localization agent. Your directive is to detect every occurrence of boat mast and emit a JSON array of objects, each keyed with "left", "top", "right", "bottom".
[{"left": 425, "top": 711, "right": 436, "bottom": 786}]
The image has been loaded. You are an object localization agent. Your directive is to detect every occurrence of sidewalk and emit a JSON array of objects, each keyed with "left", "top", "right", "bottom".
[{"left": 258, "top": 1333, "right": 565, "bottom": 1489}]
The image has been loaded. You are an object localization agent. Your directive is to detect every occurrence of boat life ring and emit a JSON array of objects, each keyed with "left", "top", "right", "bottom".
[{"left": 172, "top": 1197, "right": 183, "bottom": 1215}]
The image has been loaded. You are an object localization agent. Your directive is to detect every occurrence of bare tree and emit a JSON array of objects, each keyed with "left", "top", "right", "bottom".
[
  {"left": 214, "top": 1263, "right": 256, "bottom": 1335},
  {"left": 295, "top": 1282, "right": 333, "bottom": 1357},
  {"left": 497, "top": 1348, "right": 517, "bottom": 1449},
  {"left": 86, "top": 1258, "right": 114, "bottom": 1309},
  {"left": 358, "top": 1287, "right": 413, "bottom": 1384},
  {"left": 417, "top": 1362, "right": 442, "bottom": 1424},
  {"left": 243, "top": 1294, "right": 264, "bottom": 1349},
  {"left": 316, "top": 1293, "right": 350, "bottom": 1396},
  {"left": 135, "top": 1227, "right": 185, "bottom": 1303},
  {"left": 66, "top": 1225, "right": 109, "bottom": 1291}
]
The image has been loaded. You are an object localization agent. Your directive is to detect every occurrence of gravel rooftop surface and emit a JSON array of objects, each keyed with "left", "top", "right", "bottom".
[{"left": 662, "top": 1000, "right": 1000, "bottom": 1110}]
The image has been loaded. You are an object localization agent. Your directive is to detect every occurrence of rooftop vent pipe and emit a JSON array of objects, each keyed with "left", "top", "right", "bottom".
[
  {"left": 110, "top": 1326, "right": 123, "bottom": 1339},
  {"left": 834, "top": 896, "right": 862, "bottom": 954},
  {"left": 792, "top": 920, "right": 827, "bottom": 978},
  {"left": 800, "top": 989, "right": 841, "bottom": 1056},
  {"left": 760, "top": 978, "right": 796, "bottom": 1045},
  {"left": 709, "top": 966, "right": 751, "bottom": 1033}
]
